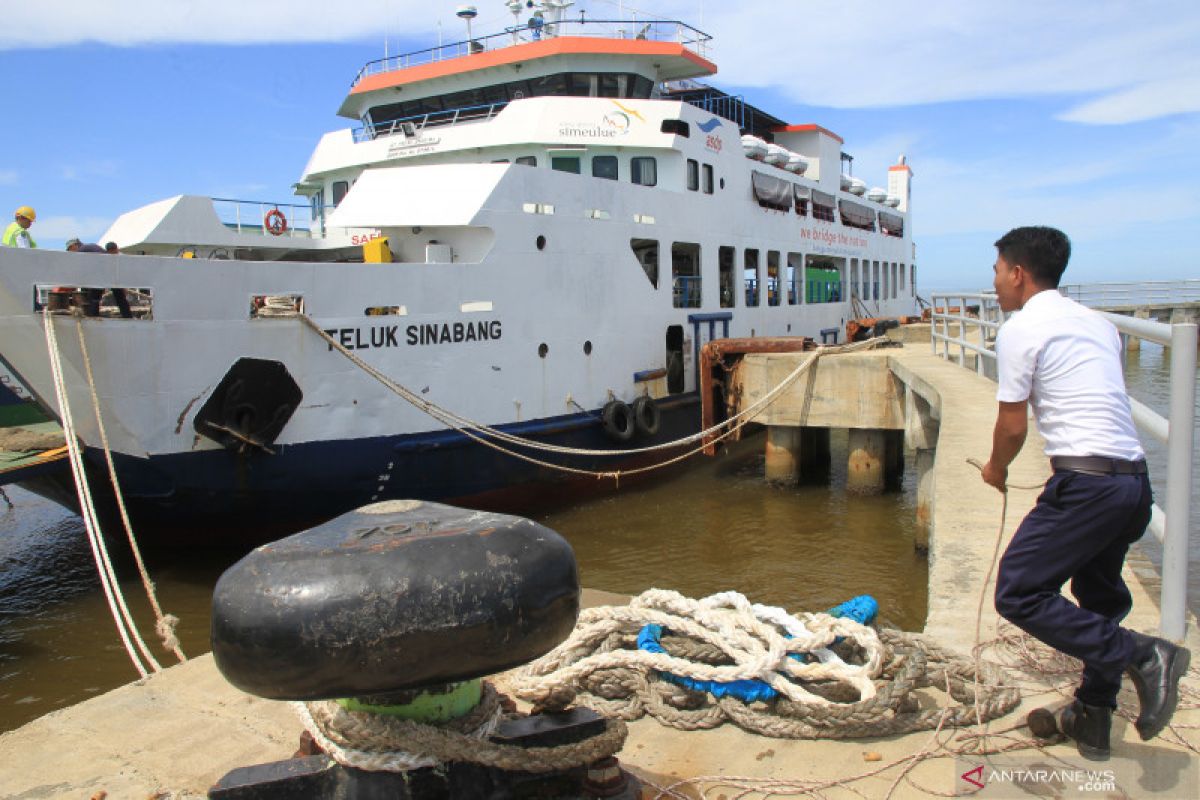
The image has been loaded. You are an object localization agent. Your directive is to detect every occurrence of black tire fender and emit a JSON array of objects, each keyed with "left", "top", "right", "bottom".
[
  {"left": 601, "top": 400, "right": 635, "bottom": 442},
  {"left": 631, "top": 395, "right": 661, "bottom": 437}
]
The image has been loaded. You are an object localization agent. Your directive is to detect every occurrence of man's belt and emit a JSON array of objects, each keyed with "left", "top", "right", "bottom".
[{"left": 1050, "top": 455, "right": 1148, "bottom": 476}]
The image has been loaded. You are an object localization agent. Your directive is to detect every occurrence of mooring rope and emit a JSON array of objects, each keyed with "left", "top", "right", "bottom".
[
  {"left": 74, "top": 319, "right": 186, "bottom": 662},
  {"left": 42, "top": 311, "right": 158, "bottom": 678},
  {"left": 295, "top": 680, "right": 628, "bottom": 773},
  {"left": 507, "top": 589, "right": 1021, "bottom": 740},
  {"left": 297, "top": 312, "right": 887, "bottom": 482}
]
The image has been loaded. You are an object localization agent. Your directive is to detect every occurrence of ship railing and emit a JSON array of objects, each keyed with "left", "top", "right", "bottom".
[
  {"left": 353, "top": 100, "right": 511, "bottom": 142},
  {"left": 211, "top": 198, "right": 325, "bottom": 240},
  {"left": 931, "top": 291, "right": 1197, "bottom": 640},
  {"left": 350, "top": 19, "right": 712, "bottom": 89},
  {"left": 1059, "top": 279, "right": 1200, "bottom": 309}
]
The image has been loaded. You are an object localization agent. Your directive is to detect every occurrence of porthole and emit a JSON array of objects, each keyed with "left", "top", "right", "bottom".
[
  {"left": 536, "top": 235, "right": 547, "bottom": 250},
  {"left": 720, "top": 178, "right": 726, "bottom": 190},
  {"left": 583, "top": 340, "right": 593, "bottom": 355},
  {"left": 538, "top": 343, "right": 549, "bottom": 358}
]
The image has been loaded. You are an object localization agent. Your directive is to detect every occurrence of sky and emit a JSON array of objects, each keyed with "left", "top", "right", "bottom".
[{"left": 2, "top": 0, "right": 1198, "bottom": 291}]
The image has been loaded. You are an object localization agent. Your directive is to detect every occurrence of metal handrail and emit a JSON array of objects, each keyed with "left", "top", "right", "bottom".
[
  {"left": 351, "top": 18, "right": 713, "bottom": 89},
  {"left": 1060, "top": 279, "right": 1200, "bottom": 309},
  {"left": 929, "top": 292, "right": 1007, "bottom": 375},
  {"left": 931, "top": 290, "right": 1197, "bottom": 639}
]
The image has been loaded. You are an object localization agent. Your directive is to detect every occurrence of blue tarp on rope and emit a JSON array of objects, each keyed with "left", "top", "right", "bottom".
[{"left": 636, "top": 595, "right": 879, "bottom": 702}]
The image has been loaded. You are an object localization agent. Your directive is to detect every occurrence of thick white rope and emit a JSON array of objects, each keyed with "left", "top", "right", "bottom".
[
  {"left": 43, "top": 311, "right": 157, "bottom": 678},
  {"left": 74, "top": 319, "right": 186, "bottom": 662},
  {"left": 512, "top": 589, "right": 886, "bottom": 707}
]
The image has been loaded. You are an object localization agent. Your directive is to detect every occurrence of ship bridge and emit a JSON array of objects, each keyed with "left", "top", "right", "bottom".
[{"left": 339, "top": 18, "right": 715, "bottom": 139}]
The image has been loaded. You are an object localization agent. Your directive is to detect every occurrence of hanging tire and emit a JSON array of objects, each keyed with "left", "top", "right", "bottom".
[
  {"left": 601, "top": 400, "right": 635, "bottom": 442},
  {"left": 631, "top": 395, "right": 660, "bottom": 437}
]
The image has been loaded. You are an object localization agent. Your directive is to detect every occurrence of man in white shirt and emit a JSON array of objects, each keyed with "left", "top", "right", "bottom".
[{"left": 983, "top": 226, "right": 1189, "bottom": 761}]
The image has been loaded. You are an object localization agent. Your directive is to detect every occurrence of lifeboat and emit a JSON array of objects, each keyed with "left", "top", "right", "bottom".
[
  {"left": 740, "top": 135, "right": 768, "bottom": 160},
  {"left": 764, "top": 144, "right": 790, "bottom": 166},
  {"left": 866, "top": 187, "right": 888, "bottom": 203},
  {"left": 784, "top": 152, "right": 809, "bottom": 175}
]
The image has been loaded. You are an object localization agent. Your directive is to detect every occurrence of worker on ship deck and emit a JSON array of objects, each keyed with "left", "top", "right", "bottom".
[{"left": 2, "top": 206, "right": 37, "bottom": 248}]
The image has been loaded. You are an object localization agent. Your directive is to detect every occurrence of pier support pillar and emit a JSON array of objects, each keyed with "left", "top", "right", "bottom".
[
  {"left": 800, "top": 427, "right": 831, "bottom": 480},
  {"left": 765, "top": 426, "right": 802, "bottom": 484},
  {"left": 914, "top": 448, "right": 935, "bottom": 551},
  {"left": 1128, "top": 308, "right": 1150, "bottom": 351},
  {"left": 847, "top": 428, "right": 885, "bottom": 495}
]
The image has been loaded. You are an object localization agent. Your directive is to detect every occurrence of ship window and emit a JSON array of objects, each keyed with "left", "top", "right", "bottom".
[
  {"left": 767, "top": 251, "right": 781, "bottom": 306},
  {"left": 702, "top": 164, "right": 714, "bottom": 195},
  {"left": 492, "top": 159, "right": 510, "bottom": 164},
  {"left": 551, "top": 156, "right": 581, "bottom": 174},
  {"left": 332, "top": 181, "right": 349, "bottom": 206},
  {"left": 592, "top": 156, "right": 618, "bottom": 180},
  {"left": 672, "top": 241, "right": 702, "bottom": 308},
  {"left": 744, "top": 249, "right": 760, "bottom": 307},
  {"left": 806, "top": 258, "right": 843, "bottom": 304},
  {"left": 719, "top": 246, "right": 735, "bottom": 308},
  {"left": 631, "top": 157, "right": 657, "bottom": 186},
  {"left": 516, "top": 155, "right": 538, "bottom": 167},
  {"left": 598, "top": 73, "right": 622, "bottom": 97},
  {"left": 787, "top": 253, "right": 804, "bottom": 305},
  {"left": 686, "top": 159, "right": 699, "bottom": 191},
  {"left": 661, "top": 119, "right": 690, "bottom": 137},
  {"left": 630, "top": 75, "right": 653, "bottom": 99},
  {"left": 630, "top": 238, "right": 658, "bottom": 288},
  {"left": 811, "top": 189, "right": 836, "bottom": 222}
]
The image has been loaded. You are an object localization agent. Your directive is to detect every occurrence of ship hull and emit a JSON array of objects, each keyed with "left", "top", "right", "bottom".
[{"left": 23, "top": 396, "right": 702, "bottom": 547}]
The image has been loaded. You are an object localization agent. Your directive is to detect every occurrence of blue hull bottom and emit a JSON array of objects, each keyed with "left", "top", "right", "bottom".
[{"left": 30, "top": 395, "right": 703, "bottom": 547}]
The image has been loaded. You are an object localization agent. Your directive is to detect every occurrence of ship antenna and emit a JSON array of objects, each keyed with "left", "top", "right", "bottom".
[{"left": 456, "top": 5, "right": 479, "bottom": 51}]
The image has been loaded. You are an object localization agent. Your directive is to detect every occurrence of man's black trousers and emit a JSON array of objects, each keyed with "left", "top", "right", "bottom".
[{"left": 995, "top": 470, "right": 1153, "bottom": 707}]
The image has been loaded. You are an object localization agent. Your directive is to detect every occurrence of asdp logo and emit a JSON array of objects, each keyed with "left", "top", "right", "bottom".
[{"left": 602, "top": 111, "right": 631, "bottom": 134}]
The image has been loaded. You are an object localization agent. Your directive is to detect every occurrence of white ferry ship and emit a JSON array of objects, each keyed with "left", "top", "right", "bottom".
[{"left": 0, "top": 3, "right": 918, "bottom": 543}]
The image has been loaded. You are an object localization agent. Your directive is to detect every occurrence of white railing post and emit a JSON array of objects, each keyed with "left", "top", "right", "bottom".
[{"left": 1161, "top": 322, "right": 1197, "bottom": 640}]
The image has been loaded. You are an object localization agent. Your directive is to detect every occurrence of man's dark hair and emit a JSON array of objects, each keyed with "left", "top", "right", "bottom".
[
  {"left": 994, "top": 226, "right": 1071, "bottom": 288},
  {"left": 104, "top": 241, "right": 119, "bottom": 253}
]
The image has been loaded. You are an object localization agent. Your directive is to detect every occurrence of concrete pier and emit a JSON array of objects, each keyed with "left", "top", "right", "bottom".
[{"left": 1, "top": 343, "right": 1197, "bottom": 799}]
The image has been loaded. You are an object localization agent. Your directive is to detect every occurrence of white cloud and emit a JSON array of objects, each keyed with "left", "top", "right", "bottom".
[
  {"left": 1059, "top": 74, "right": 1200, "bottom": 125},
  {"left": 33, "top": 215, "right": 115, "bottom": 241},
  {"left": 5, "top": 2, "right": 1197, "bottom": 126},
  {"left": 0, "top": 1, "right": 438, "bottom": 48}
]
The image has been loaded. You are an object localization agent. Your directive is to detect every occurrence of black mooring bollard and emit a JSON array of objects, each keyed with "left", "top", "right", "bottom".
[{"left": 207, "top": 500, "right": 638, "bottom": 799}]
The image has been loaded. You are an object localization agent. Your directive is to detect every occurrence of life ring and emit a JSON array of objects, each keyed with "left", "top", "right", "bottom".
[
  {"left": 601, "top": 399, "right": 634, "bottom": 442},
  {"left": 264, "top": 208, "right": 288, "bottom": 236},
  {"left": 631, "top": 395, "right": 660, "bottom": 437}
]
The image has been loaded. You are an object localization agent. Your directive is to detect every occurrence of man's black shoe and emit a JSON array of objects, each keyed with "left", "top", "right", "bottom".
[
  {"left": 1127, "top": 632, "right": 1191, "bottom": 741},
  {"left": 1059, "top": 700, "right": 1111, "bottom": 761}
]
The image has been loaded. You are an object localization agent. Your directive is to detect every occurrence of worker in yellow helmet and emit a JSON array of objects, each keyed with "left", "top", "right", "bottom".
[{"left": 2, "top": 206, "right": 37, "bottom": 248}]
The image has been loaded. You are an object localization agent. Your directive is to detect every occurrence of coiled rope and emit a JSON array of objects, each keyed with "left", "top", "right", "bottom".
[
  {"left": 507, "top": 589, "right": 1021, "bottom": 740},
  {"left": 42, "top": 312, "right": 185, "bottom": 677},
  {"left": 298, "top": 312, "right": 888, "bottom": 481}
]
